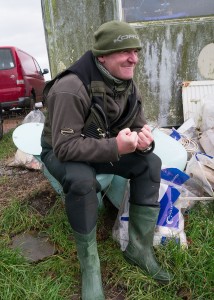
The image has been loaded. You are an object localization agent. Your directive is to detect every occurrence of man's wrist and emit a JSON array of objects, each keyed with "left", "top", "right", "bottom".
[
  {"left": 135, "top": 141, "right": 155, "bottom": 155},
  {"left": 140, "top": 145, "right": 152, "bottom": 153}
]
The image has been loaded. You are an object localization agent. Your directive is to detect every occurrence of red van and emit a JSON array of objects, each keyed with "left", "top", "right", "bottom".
[{"left": 0, "top": 46, "right": 49, "bottom": 110}]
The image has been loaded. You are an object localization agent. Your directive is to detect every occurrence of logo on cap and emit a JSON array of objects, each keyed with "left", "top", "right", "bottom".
[{"left": 114, "top": 34, "right": 139, "bottom": 43}]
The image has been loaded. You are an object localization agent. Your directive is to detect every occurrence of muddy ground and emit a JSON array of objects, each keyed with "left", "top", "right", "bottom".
[{"left": 2, "top": 108, "right": 24, "bottom": 133}]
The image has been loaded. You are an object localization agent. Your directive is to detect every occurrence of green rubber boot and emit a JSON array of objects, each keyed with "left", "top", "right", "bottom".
[
  {"left": 73, "top": 227, "right": 105, "bottom": 300},
  {"left": 124, "top": 204, "right": 172, "bottom": 283}
]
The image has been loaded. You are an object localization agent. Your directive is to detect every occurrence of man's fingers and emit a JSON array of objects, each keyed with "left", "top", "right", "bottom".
[
  {"left": 143, "top": 124, "right": 151, "bottom": 132},
  {"left": 121, "top": 128, "right": 132, "bottom": 135},
  {"left": 116, "top": 129, "right": 138, "bottom": 155}
]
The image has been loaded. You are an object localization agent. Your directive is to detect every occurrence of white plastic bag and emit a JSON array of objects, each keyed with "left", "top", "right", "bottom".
[
  {"left": 154, "top": 210, "right": 187, "bottom": 248},
  {"left": 154, "top": 168, "right": 190, "bottom": 248},
  {"left": 199, "top": 129, "right": 214, "bottom": 157},
  {"left": 112, "top": 168, "right": 190, "bottom": 250},
  {"left": 22, "top": 108, "right": 45, "bottom": 124},
  {"left": 7, "top": 149, "right": 42, "bottom": 170},
  {"left": 185, "top": 153, "right": 214, "bottom": 196},
  {"left": 112, "top": 184, "right": 130, "bottom": 251},
  {"left": 11, "top": 108, "right": 45, "bottom": 170}
]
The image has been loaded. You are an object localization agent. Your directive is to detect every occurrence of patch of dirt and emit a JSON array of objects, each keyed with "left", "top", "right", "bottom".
[
  {"left": 3, "top": 117, "right": 23, "bottom": 134},
  {"left": 2, "top": 108, "right": 27, "bottom": 134},
  {"left": 97, "top": 197, "right": 119, "bottom": 242},
  {"left": 0, "top": 159, "right": 57, "bottom": 212}
]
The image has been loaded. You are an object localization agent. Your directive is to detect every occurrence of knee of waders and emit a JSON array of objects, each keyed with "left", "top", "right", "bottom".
[
  {"left": 65, "top": 178, "right": 101, "bottom": 197},
  {"left": 147, "top": 153, "right": 162, "bottom": 183}
]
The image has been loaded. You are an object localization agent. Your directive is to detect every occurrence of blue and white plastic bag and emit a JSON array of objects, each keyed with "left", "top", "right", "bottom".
[{"left": 112, "top": 167, "right": 190, "bottom": 250}]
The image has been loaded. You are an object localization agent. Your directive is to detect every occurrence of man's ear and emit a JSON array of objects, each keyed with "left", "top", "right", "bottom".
[{"left": 97, "top": 56, "right": 105, "bottom": 63}]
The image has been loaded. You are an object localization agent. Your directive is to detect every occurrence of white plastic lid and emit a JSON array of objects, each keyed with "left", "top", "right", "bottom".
[{"left": 12, "top": 123, "right": 44, "bottom": 155}]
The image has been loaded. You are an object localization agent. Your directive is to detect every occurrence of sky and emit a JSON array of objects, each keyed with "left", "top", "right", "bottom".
[{"left": 0, "top": 0, "right": 51, "bottom": 81}]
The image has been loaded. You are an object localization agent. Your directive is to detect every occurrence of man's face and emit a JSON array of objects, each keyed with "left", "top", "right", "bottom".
[{"left": 98, "top": 49, "right": 139, "bottom": 80}]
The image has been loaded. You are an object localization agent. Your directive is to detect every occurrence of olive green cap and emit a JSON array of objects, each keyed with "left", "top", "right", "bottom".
[{"left": 92, "top": 20, "right": 142, "bottom": 57}]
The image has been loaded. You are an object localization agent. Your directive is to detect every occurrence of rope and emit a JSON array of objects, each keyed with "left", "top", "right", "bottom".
[
  {"left": 179, "top": 134, "right": 199, "bottom": 155},
  {"left": 158, "top": 128, "right": 200, "bottom": 157}
]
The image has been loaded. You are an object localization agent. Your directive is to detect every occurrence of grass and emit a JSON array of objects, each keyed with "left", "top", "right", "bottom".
[
  {"left": 0, "top": 129, "right": 16, "bottom": 160},
  {"left": 0, "top": 248, "right": 64, "bottom": 300},
  {"left": 0, "top": 130, "right": 214, "bottom": 299}
]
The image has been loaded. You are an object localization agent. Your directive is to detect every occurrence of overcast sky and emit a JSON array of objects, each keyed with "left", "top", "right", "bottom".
[{"left": 0, "top": 0, "right": 51, "bottom": 80}]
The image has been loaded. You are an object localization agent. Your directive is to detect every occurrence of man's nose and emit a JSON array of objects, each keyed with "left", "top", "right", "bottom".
[{"left": 128, "top": 51, "right": 139, "bottom": 63}]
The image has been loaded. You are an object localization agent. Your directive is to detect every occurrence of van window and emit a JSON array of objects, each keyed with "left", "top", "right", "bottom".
[
  {"left": 0, "top": 49, "right": 15, "bottom": 70},
  {"left": 17, "top": 50, "right": 36, "bottom": 74},
  {"left": 33, "top": 58, "right": 43, "bottom": 74}
]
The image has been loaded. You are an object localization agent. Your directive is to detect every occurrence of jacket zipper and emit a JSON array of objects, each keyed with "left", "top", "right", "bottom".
[{"left": 93, "top": 103, "right": 110, "bottom": 137}]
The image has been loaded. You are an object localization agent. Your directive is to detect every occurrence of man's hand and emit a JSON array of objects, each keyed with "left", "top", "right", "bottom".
[
  {"left": 116, "top": 128, "right": 138, "bottom": 155},
  {"left": 137, "top": 124, "right": 154, "bottom": 151}
]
